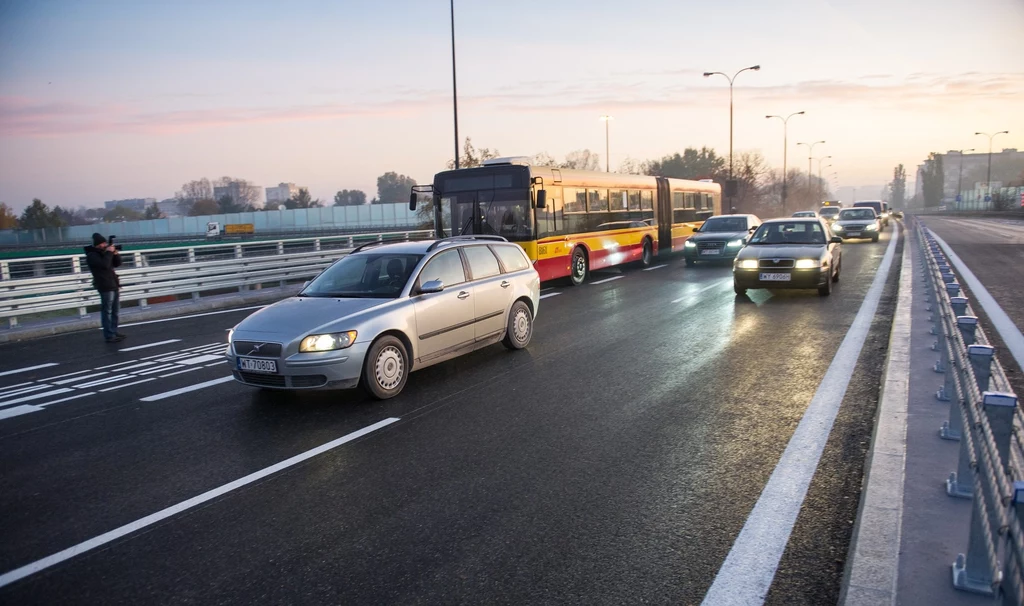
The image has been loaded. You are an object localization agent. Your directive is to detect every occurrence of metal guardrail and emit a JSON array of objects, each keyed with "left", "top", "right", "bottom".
[
  {"left": 0, "top": 230, "right": 433, "bottom": 328},
  {"left": 917, "top": 220, "right": 1024, "bottom": 602}
]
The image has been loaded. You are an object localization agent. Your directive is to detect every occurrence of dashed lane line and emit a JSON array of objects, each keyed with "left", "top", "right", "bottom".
[
  {"left": 671, "top": 280, "right": 729, "bottom": 303},
  {"left": 540, "top": 292, "right": 561, "bottom": 300},
  {"left": 643, "top": 264, "right": 668, "bottom": 271},
  {"left": 117, "top": 305, "right": 266, "bottom": 328},
  {"left": 140, "top": 376, "right": 234, "bottom": 402},
  {"left": 0, "top": 363, "right": 59, "bottom": 378},
  {"left": 118, "top": 339, "right": 182, "bottom": 353},
  {"left": 590, "top": 275, "right": 625, "bottom": 285}
]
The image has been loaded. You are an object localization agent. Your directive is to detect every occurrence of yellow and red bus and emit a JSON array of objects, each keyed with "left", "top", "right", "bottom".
[{"left": 415, "top": 157, "right": 721, "bottom": 284}]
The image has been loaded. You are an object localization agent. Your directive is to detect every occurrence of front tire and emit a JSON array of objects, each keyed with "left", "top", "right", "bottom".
[
  {"left": 818, "top": 273, "right": 833, "bottom": 297},
  {"left": 872, "top": 235, "right": 879, "bottom": 242},
  {"left": 570, "top": 247, "right": 588, "bottom": 286},
  {"left": 362, "top": 336, "right": 408, "bottom": 400},
  {"left": 734, "top": 281, "right": 747, "bottom": 295},
  {"left": 502, "top": 300, "right": 534, "bottom": 350},
  {"left": 640, "top": 239, "right": 653, "bottom": 267},
  {"left": 685, "top": 258, "right": 696, "bottom": 267}
]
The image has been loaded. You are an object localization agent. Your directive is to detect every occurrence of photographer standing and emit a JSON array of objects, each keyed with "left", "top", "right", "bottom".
[{"left": 85, "top": 233, "right": 126, "bottom": 343}]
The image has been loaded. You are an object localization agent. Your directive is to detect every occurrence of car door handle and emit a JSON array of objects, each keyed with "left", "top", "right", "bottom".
[
  {"left": 500, "top": 281, "right": 510, "bottom": 288},
  {"left": 457, "top": 291, "right": 470, "bottom": 299}
]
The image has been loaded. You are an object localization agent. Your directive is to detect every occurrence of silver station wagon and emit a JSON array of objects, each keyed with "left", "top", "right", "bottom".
[{"left": 227, "top": 236, "right": 540, "bottom": 399}]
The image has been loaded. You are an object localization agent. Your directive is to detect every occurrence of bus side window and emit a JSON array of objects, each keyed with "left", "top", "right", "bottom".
[
  {"left": 685, "top": 192, "right": 696, "bottom": 209},
  {"left": 536, "top": 186, "right": 563, "bottom": 238},
  {"left": 640, "top": 190, "right": 654, "bottom": 222}
]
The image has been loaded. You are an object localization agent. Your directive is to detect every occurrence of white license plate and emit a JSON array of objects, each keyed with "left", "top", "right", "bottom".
[
  {"left": 700, "top": 248, "right": 722, "bottom": 255},
  {"left": 237, "top": 357, "right": 278, "bottom": 373},
  {"left": 759, "top": 272, "right": 792, "bottom": 282},
  {"left": 847, "top": 232, "right": 861, "bottom": 237}
]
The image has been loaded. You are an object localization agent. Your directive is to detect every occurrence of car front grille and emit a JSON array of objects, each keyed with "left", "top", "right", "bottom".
[
  {"left": 698, "top": 241, "right": 725, "bottom": 251},
  {"left": 758, "top": 259, "right": 795, "bottom": 268},
  {"left": 233, "top": 341, "right": 283, "bottom": 357},
  {"left": 844, "top": 224, "right": 866, "bottom": 230},
  {"left": 235, "top": 371, "right": 287, "bottom": 387},
  {"left": 291, "top": 375, "right": 328, "bottom": 388}
]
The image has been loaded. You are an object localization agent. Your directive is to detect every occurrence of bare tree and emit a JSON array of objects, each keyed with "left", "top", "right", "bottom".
[
  {"left": 618, "top": 158, "right": 647, "bottom": 175},
  {"left": 561, "top": 149, "right": 601, "bottom": 171},
  {"left": 213, "top": 176, "right": 262, "bottom": 210},
  {"left": 447, "top": 138, "right": 500, "bottom": 169},
  {"left": 178, "top": 178, "right": 213, "bottom": 203},
  {"left": 531, "top": 152, "right": 558, "bottom": 167}
]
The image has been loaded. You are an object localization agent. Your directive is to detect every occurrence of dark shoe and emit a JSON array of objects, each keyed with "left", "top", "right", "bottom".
[
  {"left": 107, "top": 334, "right": 127, "bottom": 343},
  {"left": 116, "top": 333, "right": 127, "bottom": 338}
]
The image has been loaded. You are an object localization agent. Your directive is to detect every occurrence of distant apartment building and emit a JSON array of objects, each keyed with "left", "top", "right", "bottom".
[
  {"left": 213, "top": 181, "right": 261, "bottom": 207},
  {"left": 157, "top": 198, "right": 185, "bottom": 217},
  {"left": 915, "top": 148, "right": 1024, "bottom": 202},
  {"left": 265, "top": 182, "right": 300, "bottom": 206},
  {"left": 103, "top": 198, "right": 155, "bottom": 211}
]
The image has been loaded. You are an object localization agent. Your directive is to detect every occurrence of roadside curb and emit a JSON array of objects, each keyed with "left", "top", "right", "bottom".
[
  {"left": 0, "top": 286, "right": 299, "bottom": 344},
  {"left": 839, "top": 224, "right": 912, "bottom": 605}
]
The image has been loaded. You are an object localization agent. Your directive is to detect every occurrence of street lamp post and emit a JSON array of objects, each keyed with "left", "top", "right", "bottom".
[
  {"left": 797, "top": 141, "right": 826, "bottom": 204},
  {"left": 954, "top": 148, "right": 975, "bottom": 206},
  {"left": 600, "top": 116, "right": 613, "bottom": 172},
  {"left": 704, "top": 65, "right": 761, "bottom": 207},
  {"left": 974, "top": 131, "right": 1009, "bottom": 200},
  {"left": 766, "top": 111, "right": 805, "bottom": 215},
  {"left": 816, "top": 157, "right": 832, "bottom": 186},
  {"left": 450, "top": 0, "right": 460, "bottom": 169}
]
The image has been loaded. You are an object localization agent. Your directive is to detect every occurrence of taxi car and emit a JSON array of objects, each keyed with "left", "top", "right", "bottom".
[{"left": 732, "top": 218, "right": 842, "bottom": 297}]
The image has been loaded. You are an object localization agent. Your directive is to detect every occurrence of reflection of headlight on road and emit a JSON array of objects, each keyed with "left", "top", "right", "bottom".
[
  {"left": 832, "top": 224, "right": 844, "bottom": 231},
  {"left": 737, "top": 259, "right": 758, "bottom": 269},
  {"left": 727, "top": 239, "right": 744, "bottom": 247},
  {"left": 684, "top": 240, "right": 696, "bottom": 248},
  {"left": 866, "top": 223, "right": 878, "bottom": 231},
  {"left": 795, "top": 259, "right": 820, "bottom": 269},
  {"left": 300, "top": 331, "right": 357, "bottom": 352}
]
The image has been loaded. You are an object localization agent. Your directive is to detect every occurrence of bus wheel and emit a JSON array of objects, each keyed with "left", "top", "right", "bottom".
[
  {"left": 640, "top": 239, "right": 653, "bottom": 267},
  {"left": 570, "top": 247, "right": 588, "bottom": 286}
]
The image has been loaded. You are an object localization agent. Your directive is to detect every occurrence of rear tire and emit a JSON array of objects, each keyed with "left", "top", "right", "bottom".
[
  {"left": 640, "top": 239, "right": 653, "bottom": 267},
  {"left": 502, "top": 300, "right": 534, "bottom": 350},
  {"left": 362, "top": 336, "right": 408, "bottom": 400},
  {"left": 734, "top": 281, "right": 747, "bottom": 295},
  {"left": 570, "top": 247, "right": 588, "bottom": 286}
]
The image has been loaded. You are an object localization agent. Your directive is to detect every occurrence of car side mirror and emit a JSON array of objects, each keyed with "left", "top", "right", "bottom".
[
  {"left": 692, "top": 226, "right": 700, "bottom": 233},
  {"left": 748, "top": 226, "right": 757, "bottom": 232},
  {"left": 419, "top": 279, "right": 444, "bottom": 294},
  {"left": 409, "top": 192, "right": 417, "bottom": 211},
  {"left": 536, "top": 189, "right": 547, "bottom": 209},
  {"left": 830, "top": 236, "right": 843, "bottom": 244}
]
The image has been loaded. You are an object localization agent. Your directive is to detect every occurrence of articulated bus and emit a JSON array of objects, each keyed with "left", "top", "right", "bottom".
[{"left": 412, "top": 157, "right": 721, "bottom": 284}]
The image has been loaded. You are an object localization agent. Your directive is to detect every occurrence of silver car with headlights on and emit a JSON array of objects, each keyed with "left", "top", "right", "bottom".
[
  {"left": 732, "top": 218, "right": 843, "bottom": 297},
  {"left": 831, "top": 207, "right": 880, "bottom": 242},
  {"left": 227, "top": 236, "right": 540, "bottom": 399}
]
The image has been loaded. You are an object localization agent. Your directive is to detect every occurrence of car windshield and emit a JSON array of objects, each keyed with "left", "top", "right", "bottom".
[
  {"left": 820, "top": 208, "right": 840, "bottom": 216},
  {"left": 748, "top": 221, "right": 826, "bottom": 245},
  {"left": 793, "top": 211, "right": 816, "bottom": 217},
  {"left": 300, "top": 253, "right": 423, "bottom": 298},
  {"left": 700, "top": 217, "right": 747, "bottom": 232},
  {"left": 839, "top": 209, "right": 876, "bottom": 220}
]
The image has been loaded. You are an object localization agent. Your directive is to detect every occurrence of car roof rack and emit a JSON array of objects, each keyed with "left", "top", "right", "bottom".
[
  {"left": 349, "top": 238, "right": 433, "bottom": 254},
  {"left": 426, "top": 235, "right": 508, "bottom": 252}
]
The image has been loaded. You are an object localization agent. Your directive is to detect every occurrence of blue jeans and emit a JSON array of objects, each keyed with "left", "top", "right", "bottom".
[{"left": 99, "top": 290, "right": 120, "bottom": 341}]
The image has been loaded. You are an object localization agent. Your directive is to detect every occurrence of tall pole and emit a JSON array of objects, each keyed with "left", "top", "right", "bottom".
[
  {"left": 766, "top": 111, "right": 804, "bottom": 215},
  {"left": 974, "top": 131, "right": 1008, "bottom": 197},
  {"left": 600, "top": 116, "right": 613, "bottom": 172},
  {"left": 450, "top": 0, "right": 460, "bottom": 170},
  {"left": 797, "top": 140, "right": 825, "bottom": 204},
  {"left": 704, "top": 65, "right": 760, "bottom": 209}
]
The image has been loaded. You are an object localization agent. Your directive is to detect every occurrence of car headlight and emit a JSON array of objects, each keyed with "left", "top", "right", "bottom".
[
  {"left": 684, "top": 240, "right": 696, "bottom": 248},
  {"left": 737, "top": 259, "right": 759, "bottom": 269},
  {"left": 794, "top": 259, "right": 820, "bottom": 269},
  {"left": 865, "top": 223, "right": 878, "bottom": 231},
  {"left": 727, "top": 239, "right": 744, "bottom": 247},
  {"left": 832, "top": 224, "right": 844, "bottom": 231},
  {"left": 299, "top": 331, "right": 357, "bottom": 352}
]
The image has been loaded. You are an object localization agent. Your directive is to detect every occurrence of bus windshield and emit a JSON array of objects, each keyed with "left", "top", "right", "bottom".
[{"left": 434, "top": 168, "right": 534, "bottom": 240}]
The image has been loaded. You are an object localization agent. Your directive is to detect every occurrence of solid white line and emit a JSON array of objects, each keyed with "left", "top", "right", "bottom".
[
  {"left": 0, "top": 388, "right": 74, "bottom": 408},
  {"left": 73, "top": 375, "right": 133, "bottom": 389},
  {"left": 37, "top": 392, "right": 95, "bottom": 408},
  {"left": 0, "top": 417, "right": 400, "bottom": 588},
  {"left": 671, "top": 280, "right": 728, "bottom": 303},
  {"left": 0, "top": 363, "right": 58, "bottom": 378},
  {"left": 118, "top": 339, "right": 182, "bottom": 353},
  {"left": 0, "top": 405, "right": 42, "bottom": 421},
  {"left": 0, "top": 384, "right": 53, "bottom": 399},
  {"left": 118, "top": 305, "right": 266, "bottom": 328},
  {"left": 702, "top": 228, "right": 899, "bottom": 606},
  {"left": 140, "top": 376, "right": 234, "bottom": 401},
  {"left": 157, "top": 367, "right": 205, "bottom": 379},
  {"left": 540, "top": 292, "right": 562, "bottom": 300},
  {"left": 53, "top": 372, "right": 107, "bottom": 385},
  {"left": 99, "top": 378, "right": 156, "bottom": 392},
  {"left": 46, "top": 369, "right": 93, "bottom": 381},
  {"left": 590, "top": 275, "right": 625, "bottom": 285},
  {"left": 643, "top": 264, "right": 668, "bottom": 271},
  {"left": 929, "top": 229, "right": 1024, "bottom": 371}
]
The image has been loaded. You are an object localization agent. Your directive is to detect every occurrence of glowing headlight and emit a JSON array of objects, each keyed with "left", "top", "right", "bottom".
[
  {"left": 727, "top": 239, "right": 744, "bottom": 247},
  {"left": 795, "top": 259, "right": 820, "bottom": 269},
  {"left": 299, "top": 331, "right": 357, "bottom": 352},
  {"left": 865, "top": 223, "right": 878, "bottom": 231},
  {"left": 832, "top": 224, "right": 844, "bottom": 231},
  {"left": 737, "top": 259, "right": 759, "bottom": 269},
  {"left": 684, "top": 240, "right": 696, "bottom": 248}
]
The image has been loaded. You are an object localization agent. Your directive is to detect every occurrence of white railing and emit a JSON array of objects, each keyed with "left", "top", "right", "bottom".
[{"left": 0, "top": 230, "right": 433, "bottom": 328}]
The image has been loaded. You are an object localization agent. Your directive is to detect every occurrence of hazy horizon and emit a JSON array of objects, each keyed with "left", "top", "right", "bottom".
[{"left": 2, "top": 0, "right": 1022, "bottom": 212}]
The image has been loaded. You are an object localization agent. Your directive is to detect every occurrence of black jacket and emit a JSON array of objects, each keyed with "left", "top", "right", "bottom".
[{"left": 84, "top": 245, "right": 122, "bottom": 292}]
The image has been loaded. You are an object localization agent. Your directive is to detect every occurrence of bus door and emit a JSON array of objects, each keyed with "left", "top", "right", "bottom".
[{"left": 656, "top": 177, "right": 672, "bottom": 254}]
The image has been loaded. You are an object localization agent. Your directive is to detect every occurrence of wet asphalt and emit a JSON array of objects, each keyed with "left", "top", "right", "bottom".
[{"left": 0, "top": 226, "right": 901, "bottom": 604}]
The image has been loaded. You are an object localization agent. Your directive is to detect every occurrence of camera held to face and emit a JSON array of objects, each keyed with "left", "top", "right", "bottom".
[{"left": 109, "top": 235, "right": 123, "bottom": 251}]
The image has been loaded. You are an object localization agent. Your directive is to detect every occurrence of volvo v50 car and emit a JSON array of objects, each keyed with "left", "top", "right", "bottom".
[{"left": 227, "top": 236, "right": 541, "bottom": 399}]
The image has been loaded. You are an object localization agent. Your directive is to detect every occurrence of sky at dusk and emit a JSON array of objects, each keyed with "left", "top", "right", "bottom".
[{"left": 1, "top": 0, "right": 1023, "bottom": 211}]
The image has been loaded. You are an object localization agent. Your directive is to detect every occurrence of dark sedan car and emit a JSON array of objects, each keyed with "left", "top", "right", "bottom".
[
  {"left": 683, "top": 214, "right": 761, "bottom": 266},
  {"left": 732, "top": 218, "right": 842, "bottom": 297}
]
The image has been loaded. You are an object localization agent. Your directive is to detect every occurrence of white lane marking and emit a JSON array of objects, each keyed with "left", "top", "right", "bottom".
[
  {"left": 204, "top": 361, "right": 227, "bottom": 367},
  {"left": 112, "top": 361, "right": 158, "bottom": 372},
  {"left": 540, "top": 292, "right": 562, "bottom": 300},
  {"left": 0, "top": 388, "right": 74, "bottom": 408},
  {"left": 540, "top": 287, "right": 555, "bottom": 293},
  {"left": 702, "top": 227, "right": 899, "bottom": 605},
  {"left": 118, "top": 339, "right": 181, "bottom": 353},
  {"left": 590, "top": 275, "right": 625, "bottom": 285},
  {"left": 140, "top": 376, "right": 234, "bottom": 401},
  {"left": 37, "top": 392, "right": 95, "bottom": 408},
  {"left": 0, "top": 381, "right": 33, "bottom": 393},
  {"left": 643, "top": 264, "right": 668, "bottom": 271},
  {"left": 0, "top": 384, "right": 53, "bottom": 399},
  {"left": 99, "top": 378, "right": 156, "bottom": 392},
  {"left": 0, "top": 417, "right": 400, "bottom": 588},
  {"left": 46, "top": 369, "right": 93, "bottom": 381},
  {"left": 153, "top": 351, "right": 210, "bottom": 363},
  {"left": 157, "top": 368, "right": 205, "bottom": 379},
  {"left": 0, "top": 363, "right": 58, "bottom": 378},
  {"left": 95, "top": 359, "right": 144, "bottom": 370},
  {"left": 118, "top": 305, "right": 266, "bottom": 328},
  {"left": 73, "top": 375, "right": 134, "bottom": 389},
  {"left": 136, "top": 364, "right": 177, "bottom": 376},
  {"left": 0, "top": 405, "right": 42, "bottom": 420},
  {"left": 53, "top": 372, "right": 108, "bottom": 385},
  {"left": 178, "top": 354, "right": 222, "bottom": 366},
  {"left": 929, "top": 229, "right": 1024, "bottom": 371},
  {"left": 671, "top": 280, "right": 728, "bottom": 303}
]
